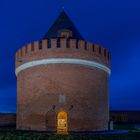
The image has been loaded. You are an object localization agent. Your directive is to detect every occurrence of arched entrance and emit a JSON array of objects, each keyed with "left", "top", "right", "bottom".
[
  {"left": 45, "top": 110, "right": 56, "bottom": 131},
  {"left": 57, "top": 111, "right": 68, "bottom": 134}
]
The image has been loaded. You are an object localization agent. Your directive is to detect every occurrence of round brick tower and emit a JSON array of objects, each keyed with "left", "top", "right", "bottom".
[{"left": 15, "top": 11, "right": 111, "bottom": 133}]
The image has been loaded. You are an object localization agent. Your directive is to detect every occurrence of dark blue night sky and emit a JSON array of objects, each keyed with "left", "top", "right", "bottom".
[{"left": 0, "top": 0, "right": 140, "bottom": 113}]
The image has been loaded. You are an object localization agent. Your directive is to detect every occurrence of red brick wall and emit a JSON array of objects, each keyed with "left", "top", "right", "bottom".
[
  {"left": 110, "top": 111, "right": 140, "bottom": 124},
  {"left": 0, "top": 114, "right": 16, "bottom": 126},
  {"left": 15, "top": 38, "right": 110, "bottom": 132}
]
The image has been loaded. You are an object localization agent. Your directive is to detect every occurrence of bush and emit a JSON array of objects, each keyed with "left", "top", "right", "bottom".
[{"left": 0, "top": 127, "right": 140, "bottom": 140}]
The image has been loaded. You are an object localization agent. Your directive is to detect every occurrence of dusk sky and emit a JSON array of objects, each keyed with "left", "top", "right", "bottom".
[{"left": 0, "top": 0, "right": 140, "bottom": 113}]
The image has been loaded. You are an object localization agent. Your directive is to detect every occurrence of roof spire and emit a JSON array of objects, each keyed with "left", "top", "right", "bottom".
[
  {"left": 43, "top": 11, "right": 84, "bottom": 40},
  {"left": 62, "top": 6, "right": 64, "bottom": 10}
]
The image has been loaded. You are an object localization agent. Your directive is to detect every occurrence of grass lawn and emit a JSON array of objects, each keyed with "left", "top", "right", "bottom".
[{"left": 0, "top": 126, "right": 140, "bottom": 140}]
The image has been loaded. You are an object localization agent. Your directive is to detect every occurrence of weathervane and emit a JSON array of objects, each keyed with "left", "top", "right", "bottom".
[
  {"left": 57, "top": 0, "right": 65, "bottom": 11},
  {"left": 62, "top": 6, "right": 64, "bottom": 10}
]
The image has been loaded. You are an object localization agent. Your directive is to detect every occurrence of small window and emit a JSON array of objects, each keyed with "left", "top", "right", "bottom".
[
  {"left": 60, "top": 31, "right": 70, "bottom": 38},
  {"left": 59, "top": 95, "right": 66, "bottom": 104},
  {"left": 52, "top": 105, "right": 56, "bottom": 110},
  {"left": 58, "top": 29, "right": 72, "bottom": 38}
]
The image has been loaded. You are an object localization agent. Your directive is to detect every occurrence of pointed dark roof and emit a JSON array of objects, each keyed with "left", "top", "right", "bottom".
[{"left": 43, "top": 10, "right": 84, "bottom": 40}]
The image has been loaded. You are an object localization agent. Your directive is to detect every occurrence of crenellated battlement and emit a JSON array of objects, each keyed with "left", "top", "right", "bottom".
[{"left": 15, "top": 38, "right": 111, "bottom": 68}]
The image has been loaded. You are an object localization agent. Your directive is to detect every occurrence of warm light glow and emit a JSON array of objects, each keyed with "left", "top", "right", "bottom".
[{"left": 57, "top": 111, "right": 68, "bottom": 134}]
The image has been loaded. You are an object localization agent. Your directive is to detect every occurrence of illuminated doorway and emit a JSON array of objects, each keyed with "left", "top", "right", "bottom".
[{"left": 57, "top": 111, "right": 68, "bottom": 134}]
